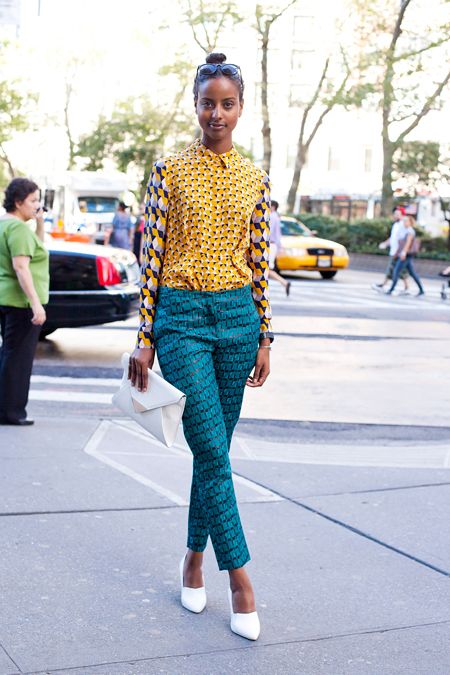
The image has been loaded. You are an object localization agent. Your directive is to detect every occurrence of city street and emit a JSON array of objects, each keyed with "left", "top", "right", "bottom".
[{"left": 1, "top": 268, "right": 450, "bottom": 674}]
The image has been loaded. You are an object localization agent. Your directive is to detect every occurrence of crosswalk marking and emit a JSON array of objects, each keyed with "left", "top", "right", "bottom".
[
  {"left": 84, "top": 420, "right": 283, "bottom": 505},
  {"left": 29, "top": 390, "right": 113, "bottom": 404},
  {"left": 268, "top": 280, "right": 450, "bottom": 312},
  {"left": 31, "top": 375, "right": 122, "bottom": 387}
]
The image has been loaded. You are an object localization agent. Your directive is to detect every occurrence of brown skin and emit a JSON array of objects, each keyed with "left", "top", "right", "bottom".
[{"left": 130, "top": 74, "right": 270, "bottom": 613}]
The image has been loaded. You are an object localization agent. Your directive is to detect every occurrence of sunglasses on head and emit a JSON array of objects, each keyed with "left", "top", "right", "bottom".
[{"left": 196, "top": 63, "right": 242, "bottom": 79}]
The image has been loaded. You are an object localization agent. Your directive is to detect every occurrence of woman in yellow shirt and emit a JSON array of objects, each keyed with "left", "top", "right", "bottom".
[{"left": 129, "top": 53, "right": 272, "bottom": 640}]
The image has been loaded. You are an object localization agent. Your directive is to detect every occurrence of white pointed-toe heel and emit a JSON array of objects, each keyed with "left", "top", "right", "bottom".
[
  {"left": 228, "top": 588, "right": 260, "bottom": 641},
  {"left": 179, "top": 556, "right": 206, "bottom": 613}
]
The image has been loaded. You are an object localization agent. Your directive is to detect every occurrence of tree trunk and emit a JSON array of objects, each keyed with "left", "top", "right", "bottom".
[
  {"left": 286, "top": 147, "right": 305, "bottom": 213},
  {"left": 381, "top": 139, "right": 395, "bottom": 217},
  {"left": 260, "top": 22, "right": 271, "bottom": 174},
  {"left": 64, "top": 83, "right": 76, "bottom": 170},
  {"left": 0, "top": 144, "right": 16, "bottom": 178}
]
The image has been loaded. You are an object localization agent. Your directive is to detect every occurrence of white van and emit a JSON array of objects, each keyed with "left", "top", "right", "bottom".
[{"left": 41, "top": 171, "right": 131, "bottom": 244}]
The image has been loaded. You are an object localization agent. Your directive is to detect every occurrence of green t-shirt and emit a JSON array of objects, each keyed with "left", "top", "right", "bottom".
[{"left": 0, "top": 216, "right": 49, "bottom": 308}]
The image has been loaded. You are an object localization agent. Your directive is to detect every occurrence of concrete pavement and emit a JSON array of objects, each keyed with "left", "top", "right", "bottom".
[
  {"left": 1, "top": 410, "right": 450, "bottom": 674},
  {"left": 1, "top": 271, "right": 450, "bottom": 673}
]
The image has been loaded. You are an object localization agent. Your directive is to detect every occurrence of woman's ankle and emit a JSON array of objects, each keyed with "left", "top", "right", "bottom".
[
  {"left": 185, "top": 549, "right": 203, "bottom": 568},
  {"left": 183, "top": 550, "right": 204, "bottom": 588}
]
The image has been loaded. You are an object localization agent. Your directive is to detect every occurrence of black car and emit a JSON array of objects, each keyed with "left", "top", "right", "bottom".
[{"left": 42, "top": 240, "right": 140, "bottom": 338}]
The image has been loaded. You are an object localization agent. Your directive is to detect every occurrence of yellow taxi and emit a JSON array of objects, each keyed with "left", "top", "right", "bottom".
[{"left": 275, "top": 216, "right": 349, "bottom": 279}]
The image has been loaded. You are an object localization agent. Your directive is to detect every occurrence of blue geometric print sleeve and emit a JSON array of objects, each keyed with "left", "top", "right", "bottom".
[
  {"left": 249, "top": 172, "right": 272, "bottom": 333},
  {"left": 137, "top": 160, "right": 169, "bottom": 348}
]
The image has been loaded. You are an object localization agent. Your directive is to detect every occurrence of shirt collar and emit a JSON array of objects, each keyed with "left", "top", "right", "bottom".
[{"left": 194, "top": 139, "right": 239, "bottom": 169}]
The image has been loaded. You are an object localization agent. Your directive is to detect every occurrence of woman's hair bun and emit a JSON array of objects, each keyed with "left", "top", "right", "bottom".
[{"left": 205, "top": 52, "right": 227, "bottom": 65}]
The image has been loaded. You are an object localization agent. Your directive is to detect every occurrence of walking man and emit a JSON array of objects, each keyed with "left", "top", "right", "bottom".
[{"left": 372, "top": 207, "right": 409, "bottom": 294}]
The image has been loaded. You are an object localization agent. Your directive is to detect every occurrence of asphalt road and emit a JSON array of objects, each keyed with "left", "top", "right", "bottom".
[{"left": 31, "top": 267, "right": 450, "bottom": 432}]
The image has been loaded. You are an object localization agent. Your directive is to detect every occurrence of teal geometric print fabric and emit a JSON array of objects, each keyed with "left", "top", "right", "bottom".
[{"left": 154, "top": 284, "right": 260, "bottom": 570}]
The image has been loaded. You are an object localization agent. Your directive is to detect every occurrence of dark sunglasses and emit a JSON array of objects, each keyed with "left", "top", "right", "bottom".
[{"left": 196, "top": 63, "right": 242, "bottom": 79}]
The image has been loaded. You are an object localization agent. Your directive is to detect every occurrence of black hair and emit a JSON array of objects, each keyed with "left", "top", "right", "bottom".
[
  {"left": 193, "top": 52, "right": 244, "bottom": 102},
  {"left": 271, "top": 200, "right": 279, "bottom": 210},
  {"left": 118, "top": 201, "right": 127, "bottom": 210},
  {"left": 3, "top": 177, "right": 39, "bottom": 213}
]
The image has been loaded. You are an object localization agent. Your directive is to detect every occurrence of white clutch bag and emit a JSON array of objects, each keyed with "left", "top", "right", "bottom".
[{"left": 112, "top": 353, "right": 186, "bottom": 447}]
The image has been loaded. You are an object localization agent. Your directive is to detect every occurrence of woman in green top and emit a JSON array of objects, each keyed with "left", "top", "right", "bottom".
[{"left": 0, "top": 178, "right": 49, "bottom": 425}]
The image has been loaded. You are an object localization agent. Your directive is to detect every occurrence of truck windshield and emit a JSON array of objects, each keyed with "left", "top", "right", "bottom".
[{"left": 79, "top": 197, "right": 118, "bottom": 214}]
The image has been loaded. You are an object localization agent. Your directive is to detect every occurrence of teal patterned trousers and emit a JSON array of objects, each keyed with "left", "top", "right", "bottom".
[{"left": 154, "top": 285, "right": 260, "bottom": 570}]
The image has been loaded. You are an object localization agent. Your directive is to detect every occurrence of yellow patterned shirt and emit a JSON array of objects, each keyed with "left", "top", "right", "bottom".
[{"left": 137, "top": 140, "right": 272, "bottom": 348}]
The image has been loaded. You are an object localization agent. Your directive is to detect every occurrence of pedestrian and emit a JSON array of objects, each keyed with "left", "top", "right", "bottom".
[
  {"left": 372, "top": 207, "right": 409, "bottom": 294},
  {"left": 107, "top": 201, "right": 134, "bottom": 249},
  {"left": 132, "top": 203, "right": 145, "bottom": 263},
  {"left": 269, "top": 200, "right": 290, "bottom": 296},
  {"left": 386, "top": 215, "right": 424, "bottom": 296},
  {"left": 129, "top": 52, "right": 272, "bottom": 641},
  {"left": 0, "top": 178, "right": 49, "bottom": 426}
]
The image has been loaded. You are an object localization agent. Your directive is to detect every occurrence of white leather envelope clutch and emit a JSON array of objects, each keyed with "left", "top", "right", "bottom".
[{"left": 112, "top": 353, "right": 186, "bottom": 447}]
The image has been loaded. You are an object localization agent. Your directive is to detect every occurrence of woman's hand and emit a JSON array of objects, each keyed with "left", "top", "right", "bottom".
[
  {"left": 246, "top": 347, "right": 270, "bottom": 388},
  {"left": 31, "top": 302, "right": 46, "bottom": 326},
  {"left": 128, "top": 347, "right": 155, "bottom": 392}
]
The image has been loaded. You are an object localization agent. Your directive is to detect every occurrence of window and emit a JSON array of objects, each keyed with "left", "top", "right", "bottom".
[
  {"left": 364, "top": 146, "right": 373, "bottom": 173},
  {"left": 327, "top": 147, "right": 340, "bottom": 172},
  {"left": 292, "top": 14, "right": 316, "bottom": 50},
  {"left": 79, "top": 196, "right": 118, "bottom": 214}
]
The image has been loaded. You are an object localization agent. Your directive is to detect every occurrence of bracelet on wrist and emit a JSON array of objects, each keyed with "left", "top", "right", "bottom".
[{"left": 258, "top": 345, "right": 271, "bottom": 350}]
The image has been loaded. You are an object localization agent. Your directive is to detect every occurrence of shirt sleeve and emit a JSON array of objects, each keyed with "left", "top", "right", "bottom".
[
  {"left": 7, "top": 221, "right": 37, "bottom": 258},
  {"left": 136, "top": 160, "right": 169, "bottom": 348},
  {"left": 249, "top": 172, "right": 272, "bottom": 334}
]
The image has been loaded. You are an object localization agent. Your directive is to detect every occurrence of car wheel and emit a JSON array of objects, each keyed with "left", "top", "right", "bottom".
[
  {"left": 320, "top": 271, "right": 337, "bottom": 279},
  {"left": 39, "top": 327, "right": 56, "bottom": 341}
]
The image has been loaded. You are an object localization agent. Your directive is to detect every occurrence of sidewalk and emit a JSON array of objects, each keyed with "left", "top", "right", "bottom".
[{"left": 1, "top": 412, "right": 450, "bottom": 674}]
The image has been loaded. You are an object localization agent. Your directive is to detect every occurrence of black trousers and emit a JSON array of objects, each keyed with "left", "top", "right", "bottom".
[{"left": 0, "top": 306, "right": 41, "bottom": 422}]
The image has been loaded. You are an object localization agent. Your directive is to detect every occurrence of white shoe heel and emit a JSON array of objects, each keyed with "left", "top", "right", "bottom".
[
  {"left": 179, "top": 556, "right": 206, "bottom": 613},
  {"left": 228, "top": 588, "right": 260, "bottom": 640}
]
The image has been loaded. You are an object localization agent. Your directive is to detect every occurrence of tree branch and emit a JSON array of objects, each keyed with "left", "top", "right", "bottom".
[
  {"left": 186, "top": 0, "right": 209, "bottom": 52},
  {"left": 396, "top": 67, "right": 450, "bottom": 145},
  {"left": 389, "top": 0, "right": 412, "bottom": 54},
  {"left": 298, "top": 57, "right": 330, "bottom": 141},
  {"left": 305, "top": 66, "right": 350, "bottom": 149},
  {"left": 256, "top": 0, "right": 298, "bottom": 33},
  {"left": 212, "top": 3, "right": 231, "bottom": 50},
  {"left": 394, "top": 34, "right": 450, "bottom": 62}
]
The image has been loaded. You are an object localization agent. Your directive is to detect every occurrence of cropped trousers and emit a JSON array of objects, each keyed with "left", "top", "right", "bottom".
[{"left": 154, "top": 285, "right": 260, "bottom": 570}]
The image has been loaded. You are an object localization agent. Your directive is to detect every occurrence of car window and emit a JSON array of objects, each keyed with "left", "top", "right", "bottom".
[
  {"left": 280, "top": 218, "right": 312, "bottom": 236},
  {"left": 79, "top": 197, "right": 118, "bottom": 214}
]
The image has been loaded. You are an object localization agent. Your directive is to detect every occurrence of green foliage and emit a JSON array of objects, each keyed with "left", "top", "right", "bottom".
[
  {"left": 0, "top": 44, "right": 36, "bottom": 177},
  {"left": 297, "top": 213, "right": 449, "bottom": 260},
  {"left": 0, "top": 81, "right": 29, "bottom": 143},
  {"left": 76, "top": 96, "right": 195, "bottom": 199},
  {"left": 234, "top": 143, "right": 254, "bottom": 160},
  {"left": 393, "top": 141, "right": 446, "bottom": 190}
]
